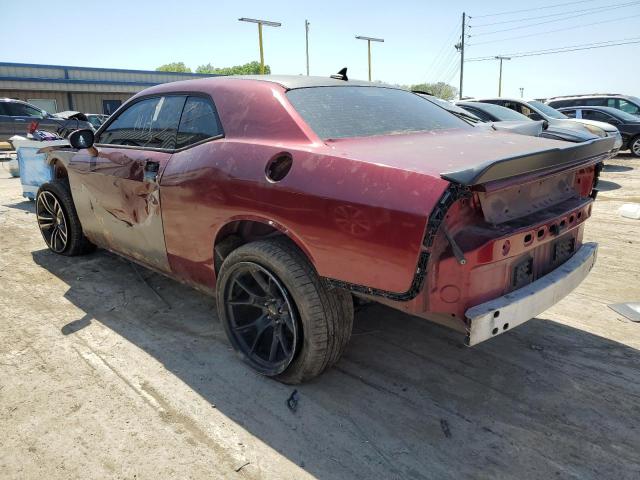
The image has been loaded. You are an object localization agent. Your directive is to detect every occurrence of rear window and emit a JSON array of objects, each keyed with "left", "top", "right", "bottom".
[{"left": 286, "top": 86, "right": 468, "bottom": 139}]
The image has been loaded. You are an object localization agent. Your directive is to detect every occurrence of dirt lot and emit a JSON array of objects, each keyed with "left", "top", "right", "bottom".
[{"left": 1, "top": 153, "right": 639, "bottom": 480}]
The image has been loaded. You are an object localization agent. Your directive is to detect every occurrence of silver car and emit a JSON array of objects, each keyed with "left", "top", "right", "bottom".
[{"left": 0, "top": 98, "right": 92, "bottom": 141}]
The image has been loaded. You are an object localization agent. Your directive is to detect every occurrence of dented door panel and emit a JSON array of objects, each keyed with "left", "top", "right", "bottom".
[{"left": 66, "top": 147, "right": 171, "bottom": 272}]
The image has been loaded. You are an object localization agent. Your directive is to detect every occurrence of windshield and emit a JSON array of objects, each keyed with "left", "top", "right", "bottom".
[
  {"left": 610, "top": 108, "right": 640, "bottom": 122},
  {"left": 286, "top": 87, "right": 469, "bottom": 139},
  {"left": 527, "top": 100, "right": 567, "bottom": 119},
  {"left": 87, "top": 115, "right": 104, "bottom": 128},
  {"left": 466, "top": 102, "right": 529, "bottom": 121}
]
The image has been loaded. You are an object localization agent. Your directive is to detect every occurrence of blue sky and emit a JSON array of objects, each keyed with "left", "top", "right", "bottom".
[{"left": 2, "top": 0, "right": 639, "bottom": 98}]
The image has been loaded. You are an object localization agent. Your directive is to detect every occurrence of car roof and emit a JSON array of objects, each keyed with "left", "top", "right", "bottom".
[
  {"left": 473, "top": 97, "right": 537, "bottom": 103},
  {"left": 548, "top": 93, "right": 625, "bottom": 100},
  {"left": 557, "top": 105, "right": 627, "bottom": 116},
  {"left": 229, "top": 74, "right": 395, "bottom": 90}
]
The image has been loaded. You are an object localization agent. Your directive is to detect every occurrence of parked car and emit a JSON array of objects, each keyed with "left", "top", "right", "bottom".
[
  {"left": 0, "top": 99, "right": 92, "bottom": 141},
  {"left": 547, "top": 94, "right": 640, "bottom": 116},
  {"left": 456, "top": 101, "right": 605, "bottom": 144},
  {"left": 36, "top": 76, "right": 612, "bottom": 383},
  {"left": 556, "top": 106, "right": 640, "bottom": 157},
  {"left": 85, "top": 113, "right": 109, "bottom": 130},
  {"left": 417, "top": 94, "right": 549, "bottom": 137},
  {"left": 474, "top": 98, "right": 623, "bottom": 154}
]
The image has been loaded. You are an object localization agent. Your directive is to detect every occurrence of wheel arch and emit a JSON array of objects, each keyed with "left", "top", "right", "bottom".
[
  {"left": 46, "top": 156, "right": 69, "bottom": 181},
  {"left": 213, "top": 216, "right": 316, "bottom": 276}
]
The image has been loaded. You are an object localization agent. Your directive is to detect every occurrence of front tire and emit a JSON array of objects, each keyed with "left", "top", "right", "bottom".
[
  {"left": 216, "top": 238, "right": 354, "bottom": 384},
  {"left": 629, "top": 136, "right": 640, "bottom": 158},
  {"left": 36, "top": 181, "right": 95, "bottom": 256}
]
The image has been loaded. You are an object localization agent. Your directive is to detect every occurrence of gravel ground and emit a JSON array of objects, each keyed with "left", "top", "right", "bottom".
[{"left": 1, "top": 153, "right": 639, "bottom": 480}]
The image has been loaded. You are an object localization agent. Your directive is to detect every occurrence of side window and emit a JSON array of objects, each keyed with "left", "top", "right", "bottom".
[
  {"left": 582, "top": 110, "right": 612, "bottom": 122},
  {"left": 563, "top": 109, "right": 577, "bottom": 118},
  {"left": 584, "top": 98, "right": 606, "bottom": 107},
  {"left": 518, "top": 104, "right": 532, "bottom": 116},
  {"left": 618, "top": 99, "right": 640, "bottom": 115},
  {"left": 8, "top": 103, "right": 44, "bottom": 117},
  {"left": 99, "top": 96, "right": 186, "bottom": 149},
  {"left": 0, "top": 103, "right": 8, "bottom": 115},
  {"left": 176, "top": 96, "right": 223, "bottom": 149}
]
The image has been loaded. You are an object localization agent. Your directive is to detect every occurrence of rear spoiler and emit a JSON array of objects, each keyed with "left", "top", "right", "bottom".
[{"left": 440, "top": 136, "right": 614, "bottom": 186}]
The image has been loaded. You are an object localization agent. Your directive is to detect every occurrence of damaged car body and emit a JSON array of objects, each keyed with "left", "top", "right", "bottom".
[{"left": 36, "top": 76, "right": 612, "bottom": 383}]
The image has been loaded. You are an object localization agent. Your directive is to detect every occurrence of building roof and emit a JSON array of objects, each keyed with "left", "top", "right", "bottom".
[{"left": 0, "top": 62, "right": 217, "bottom": 93}]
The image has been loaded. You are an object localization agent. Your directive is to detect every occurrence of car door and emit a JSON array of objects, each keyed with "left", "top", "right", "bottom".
[
  {"left": 7, "top": 101, "right": 53, "bottom": 136},
  {"left": 66, "top": 95, "right": 186, "bottom": 272},
  {"left": 0, "top": 102, "right": 15, "bottom": 140}
]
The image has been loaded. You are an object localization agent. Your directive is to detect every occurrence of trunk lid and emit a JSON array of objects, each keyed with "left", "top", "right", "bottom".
[{"left": 325, "top": 129, "right": 614, "bottom": 187}]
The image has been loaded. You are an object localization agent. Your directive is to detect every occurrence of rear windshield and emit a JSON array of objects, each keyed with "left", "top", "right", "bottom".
[{"left": 286, "top": 86, "right": 469, "bottom": 139}]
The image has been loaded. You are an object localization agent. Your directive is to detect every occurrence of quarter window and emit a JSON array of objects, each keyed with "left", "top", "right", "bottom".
[
  {"left": 99, "top": 96, "right": 186, "bottom": 149},
  {"left": 176, "top": 96, "right": 223, "bottom": 148}
]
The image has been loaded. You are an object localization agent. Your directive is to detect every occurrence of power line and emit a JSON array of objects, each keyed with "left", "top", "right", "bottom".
[
  {"left": 470, "top": 0, "right": 639, "bottom": 35},
  {"left": 468, "top": 12, "right": 640, "bottom": 46},
  {"left": 425, "top": 23, "right": 460, "bottom": 80},
  {"left": 466, "top": 38, "right": 640, "bottom": 61},
  {"left": 470, "top": 0, "right": 640, "bottom": 27},
  {"left": 470, "top": 0, "right": 599, "bottom": 19},
  {"left": 435, "top": 54, "right": 459, "bottom": 82}
]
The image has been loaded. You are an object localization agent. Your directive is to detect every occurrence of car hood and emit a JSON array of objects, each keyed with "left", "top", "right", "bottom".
[
  {"left": 324, "top": 128, "right": 614, "bottom": 185},
  {"left": 480, "top": 120, "right": 544, "bottom": 137},
  {"left": 552, "top": 118, "right": 618, "bottom": 134}
]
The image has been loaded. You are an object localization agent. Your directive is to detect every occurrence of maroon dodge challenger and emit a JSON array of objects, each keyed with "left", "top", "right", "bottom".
[{"left": 36, "top": 75, "right": 611, "bottom": 383}]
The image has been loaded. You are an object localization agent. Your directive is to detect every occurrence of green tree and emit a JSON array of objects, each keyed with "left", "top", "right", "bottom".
[
  {"left": 156, "top": 62, "right": 192, "bottom": 73},
  {"left": 410, "top": 82, "right": 458, "bottom": 101},
  {"left": 195, "top": 61, "right": 270, "bottom": 75}
]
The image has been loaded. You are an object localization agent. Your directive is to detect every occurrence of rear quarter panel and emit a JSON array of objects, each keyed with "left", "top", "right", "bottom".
[{"left": 160, "top": 140, "right": 449, "bottom": 293}]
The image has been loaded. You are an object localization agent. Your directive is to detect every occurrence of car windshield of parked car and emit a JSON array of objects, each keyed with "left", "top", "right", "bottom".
[
  {"left": 286, "top": 86, "right": 469, "bottom": 139},
  {"left": 87, "top": 115, "right": 104, "bottom": 129},
  {"left": 608, "top": 108, "right": 640, "bottom": 122},
  {"left": 527, "top": 100, "right": 567, "bottom": 119},
  {"left": 469, "top": 103, "right": 530, "bottom": 122}
]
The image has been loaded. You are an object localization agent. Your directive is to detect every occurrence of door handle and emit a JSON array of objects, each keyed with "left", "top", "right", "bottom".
[{"left": 143, "top": 160, "right": 160, "bottom": 183}]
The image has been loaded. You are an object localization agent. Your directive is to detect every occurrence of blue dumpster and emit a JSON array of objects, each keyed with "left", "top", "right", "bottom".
[{"left": 13, "top": 139, "right": 67, "bottom": 200}]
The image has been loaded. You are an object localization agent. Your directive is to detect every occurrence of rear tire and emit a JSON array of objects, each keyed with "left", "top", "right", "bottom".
[
  {"left": 216, "top": 237, "right": 354, "bottom": 384},
  {"left": 36, "top": 181, "right": 95, "bottom": 256},
  {"left": 630, "top": 136, "right": 640, "bottom": 158}
]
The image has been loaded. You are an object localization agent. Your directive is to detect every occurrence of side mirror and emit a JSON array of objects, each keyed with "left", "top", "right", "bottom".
[
  {"left": 69, "top": 128, "right": 95, "bottom": 149},
  {"left": 542, "top": 120, "right": 549, "bottom": 130}
]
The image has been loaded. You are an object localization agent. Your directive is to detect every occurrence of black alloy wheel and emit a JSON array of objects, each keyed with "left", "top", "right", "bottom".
[
  {"left": 224, "top": 262, "right": 298, "bottom": 375},
  {"left": 36, "top": 190, "right": 69, "bottom": 253}
]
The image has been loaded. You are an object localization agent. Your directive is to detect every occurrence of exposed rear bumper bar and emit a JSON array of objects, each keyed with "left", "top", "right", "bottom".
[{"left": 465, "top": 242, "right": 598, "bottom": 346}]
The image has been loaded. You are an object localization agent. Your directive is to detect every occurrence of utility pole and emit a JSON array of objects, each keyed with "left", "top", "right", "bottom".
[
  {"left": 238, "top": 17, "right": 282, "bottom": 74},
  {"left": 459, "top": 12, "right": 465, "bottom": 100},
  {"left": 495, "top": 56, "right": 511, "bottom": 96},
  {"left": 305, "top": 20, "right": 310, "bottom": 76},
  {"left": 355, "top": 35, "right": 384, "bottom": 81},
  {"left": 519, "top": 87, "right": 524, "bottom": 98}
]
